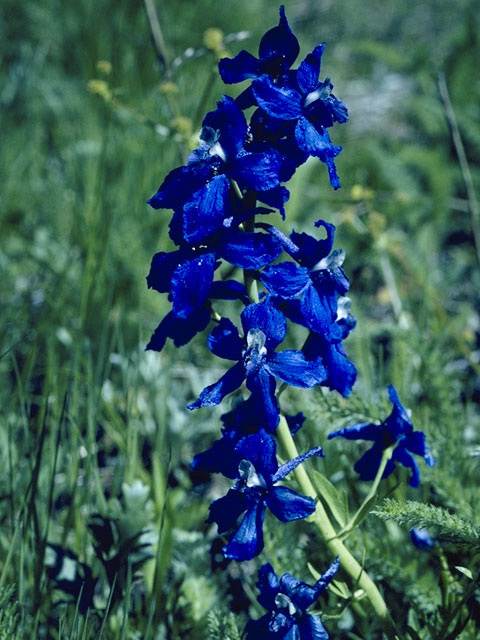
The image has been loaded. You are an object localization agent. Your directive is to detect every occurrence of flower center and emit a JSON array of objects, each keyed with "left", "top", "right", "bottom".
[
  {"left": 303, "top": 77, "right": 332, "bottom": 108},
  {"left": 200, "top": 126, "right": 227, "bottom": 162},
  {"left": 312, "top": 248, "right": 345, "bottom": 272},
  {"left": 238, "top": 459, "right": 267, "bottom": 488},
  {"left": 243, "top": 328, "right": 268, "bottom": 374},
  {"left": 275, "top": 593, "right": 297, "bottom": 616}
]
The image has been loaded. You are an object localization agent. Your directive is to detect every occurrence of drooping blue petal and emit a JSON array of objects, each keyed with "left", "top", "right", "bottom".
[
  {"left": 273, "top": 446, "right": 324, "bottom": 483},
  {"left": 286, "top": 412, "right": 306, "bottom": 436},
  {"left": 261, "top": 262, "right": 311, "bottom": 299},
  {"left": 190, "top": 431, "right": 241, "bottom": 479},
  {"left": 219, "top": 50, "right": 260, "bottom": 84},
  {"left": 208, "top": 488, "right": 248, "bottom": 533},
  {"left": 354, "top": 441, "right": 396, "bottom": 482},
  {"left": 246, "top": 367, "right": 280, "bottom": 433},
  {"left": 328, "top": 422, "right": 380, "bottom": 442},
  {"left": 256, "top": 563, "right": 280, "bottom": 611},
  {"left": 202, "top": 95, "right": 248, "bottom": 158},
  {"left": 209, "top": 279, "right": 249, "bottom": 304},
  {"left": 235, "top": 430, "right": 278, "bottom": 480},
  {"left": 146, "top": 307, "right": 210, "bottom": 351},
  {"left": 146, "top": 251, "right": 182, "bottom": 293},
  {"left": 294, "top": 118, "right": 342, "bottom": 161},
  {"left": 258, "top": 6, "right": 300, "bottom": 74},
  {"left": 326, "top": 158, "right": 341, "bottom": 189},
  {"left": 313, "top": 556, "right": 340, "bottom": 596},
  {"left": 232, "top": 148, "right": 284, "bottom": 192},
  {"left": 187, "top": 361, "right": 246, "bottom": 409},
  {"left": 289, "top": 229, "right": 323, "bottom": 267},
  {"left": 252, "top": 75, "right": 303, "bottom": 120},
  {"left": 218, "top": 231, "right": 282, "bottom": 269},
  {"left": 299, "top": 283, "right": 337, "bottom": 337},
  {"left": 393, "top": 446, "right": 421, "bottom": 487},
  {"left": 297, "top": 614, "right": 329, "bottom": 640},
  {"left": 313, "top": 220, "right": 336, "bottom": 261},
  {"left": 257, "top": 185, "right": 290, "bottom": 218},
  {"left": 385, "top": 385, "right": 413, "bottom": 441},
  {"left": 297, "top": 44, "right": 325, "bottom": 95},
  {"left": 241, "top": 299, "right": 287, "bottom": 350},
  {"left": 305, "top": 337, "right": 357, "bottom": 397},
  {"left": 403, "top": 431, "right": 436, "bottom": 467},
  {"left": 170, "top": 252, "right": 216, "bottom": 319},
  {"left": 207, "top": 318, "right": 243, "bottom": 360},
  {"left": 223, "top": 503, "right": 267, "bottom": 560},
  {"left": 265, "top": 351, "right": 326, "bottom": 388},
  {"left": 280, "top": 574, "right": 317, "bottom": 612},
  {"left": 266, "top": 486, "right": 316, "bottom": 522},
  {"left": 147, "top": 161, "right": 212, "bottom": 210},
  {"left": 182, "top": 174, "right": 230, "bottom": 245}
]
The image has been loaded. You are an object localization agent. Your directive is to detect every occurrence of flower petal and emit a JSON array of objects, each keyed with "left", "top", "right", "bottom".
[
  {"left": 223, "top": 503, "right": 267, "bottom": 561},
  {"left": 273, "top": 446, "right": 324, "bottom": 483},
  {"left": 207, "top": 318, "right": 243, "bottom": 360},
  {"left": 146, "top": 250, "right": 182, "bottom": 293},
  {"left": 280, "top": 573, "right": 317, "bottom": 611},
  {"left": 297, "top": 614, "right": 329, "bottom": 640},
  {"left": 256, "top": 563, "right": 280, "bottom": 611},
  {"left": 258, "top": 6, "right": 300, "bottom": 74},
  {"left": 235, "top": 430, "right": 278, "bottom": 480},
  {"left": 353, "top": 441, "right": 396, "bottom": 481},
  {"left": 266, "top": 486, "right": 316, "bottom": 522},
  {"left": 304, "top": 336, "right": 357, "bottom": 397},
  {"left": 265, "top": 350, "right": 326, "bottom": 388},
  {"left": 170, "top": 253, "right": 216, "bottom": 319},
  {"left": 246, "top": 367, "right": 280, "bottom": 433},
  {"left": 261, "top": 262, "right": 311, "bottom": 299},
  {"left": 148, "top": 162, "right": 212, "bottom": 210},
  {"left": 187, "top": 361, "right": 246, "bottom": 409},
  {"left": 297, "top": 44, "right": 325, "bottom": 95},
  {"left": 146, "top": 307, "right": 210, "bottom": 352},
  {"left": 257, "top": 185, "right": 290, "bottom": 218},
  {"left": 313, "top": 557, "right": 340, "bottom": 596},
  {"left": 218, "top": 231, "right": 282, "bottom": 269},
  {"left": 404, "top": 431, "right": 436, "bottom": 467},
  {"left": 328, "top": 422, "right": 380, "bottom": 441},
  {"left": 393, "top": 446, "right": 421, "bottom": 487},
  {"left": 202, "top": 95, "right": 248, "bottom": 158},
  {"left": 182, "top": 174, "right": 230, "bottom": 244},
  {"left": 252, "top": 74, "right": 303, "bottom": 120},
  {"left": 190, "top": 432, "right": 241, "bottom": 479},
  {"left": 294, "top": 117, "right": 342, "bottom": 160},
  {"left": 208, "top": 488, "right": 247, "bottom": 533},
  {"left": 232, "top": 148, "right": 284, "bottom": 192},
  {"left": 219, "top": 50, "right": 260, "bottom": 84},
  {"left": 241, "top": 298, "right": 287, "bottom": 350},
  {"left": 209, "top": 279, "right": 249, "bottom": 303}
]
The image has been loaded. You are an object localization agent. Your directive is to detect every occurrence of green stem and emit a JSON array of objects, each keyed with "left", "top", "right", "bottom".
[
  {"left": 338, "top": 444, "right": 396, "bottom": 539},
  {"left": 276, "top": 416, "right": 395, "bottom": 635}
]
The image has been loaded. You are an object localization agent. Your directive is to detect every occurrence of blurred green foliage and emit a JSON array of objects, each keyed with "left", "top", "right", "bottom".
[{"left": 1, "top": 0, "right": 480, "bottom": 637}]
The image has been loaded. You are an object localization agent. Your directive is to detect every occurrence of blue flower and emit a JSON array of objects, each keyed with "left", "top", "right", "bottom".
[
  {"left": 246, "top": 558, "right": 339, "bottom": 639},
  {"left": 251, "top": 45, "right": 347, "bottom": 188},
  {"left": 208, "top": 430, "right": 323, "bottom": 561},
  {"left": 328, "top": 386, "right": 436, "bottom": 487},
  {"left": 219, "top": 6, "right": 299, "bottom": 109},
  {"left": 148, "top": 96, "right": 286, "bottom": 244},
  {"left": 410, "top": 528, "right": 435, "bottom": 551},
  {"left": 261, "top": 220, "right": 351, "bottom": 342},
  {"left": 187, "top": 298, "right": 326, "bottom": 430},
  {"left": 191, "top": 398, "right": 306, "bottom": 478},
  {"left": 146, "top": 279, "right": 246, "bottom": 352}
]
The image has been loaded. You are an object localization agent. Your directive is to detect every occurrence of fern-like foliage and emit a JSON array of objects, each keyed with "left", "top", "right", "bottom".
[
  {"left": 207, "top": 610, "right": 244, "bottom": 640},
  {"left": 0, "top": 585, "right": 19, "bottom": 640},
  {"left": 372, "top": 499, "right": 480, "bottom": 548}
]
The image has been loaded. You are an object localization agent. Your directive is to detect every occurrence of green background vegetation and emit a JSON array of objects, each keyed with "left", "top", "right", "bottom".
[{"left": 1, "top": 0, "right": 479, "bottom": 637}]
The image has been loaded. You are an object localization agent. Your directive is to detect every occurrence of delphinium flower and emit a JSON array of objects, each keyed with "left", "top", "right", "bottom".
[
  {"left": 410, "top": 528, "right": 435, "bottom": 551},
  {"left": 246, "top": 557, "right": 339, "bottom": 639},
  {"left": 328, "top": 385, "right": 436, "bottom": 486},
  {"left": 260, "top": 220, "right": 357, "bottom": 395},
  {"left": 187, "top": 296, "right": 326, "bottom": 430},
  {"left": 208, "top": 430, "right": 323, "bottom": 560}
]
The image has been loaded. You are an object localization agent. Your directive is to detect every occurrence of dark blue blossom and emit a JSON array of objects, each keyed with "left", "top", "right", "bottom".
[
  {"left": 148, "top": 96, "right": 286, "bottom": 244},
  {"left": 328, "top": 385, "right": 436, "bottom": 487},
  {"left": 219, "top": 6, "right": 299, "bottom": 85},
  {"left": 187, "top": 297, "right": 326, "bottom": 430},
  {"left": 191, "top": 397, "right": 306, "bottom": 478},
  {"left": 208, "top": 430, "right": 323, "bottom": 560},
  {"left": 261, "top": 220, "right": 351, "bottom": 342},
  {"left": 251, "top": 45, "right": 347, "bottom": 188},
  {"left": 410, "top": 528, "right": 435, "bottom": 551},
  {"left": 246, "top": 558, "right": 339, "bottom": 639}
]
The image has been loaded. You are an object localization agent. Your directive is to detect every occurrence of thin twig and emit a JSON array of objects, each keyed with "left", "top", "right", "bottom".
[
  {"left": 438, "top": 73, "right": 480, "bottom": 263},
  {"left": 143, "top": 0, "right": 170, "bottom": 77}
]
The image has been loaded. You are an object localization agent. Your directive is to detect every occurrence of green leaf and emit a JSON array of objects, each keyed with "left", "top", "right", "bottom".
[
  {"left": 311, "top": 470, "right": 349, "bottom": 528},
  {"left": 454, "top": 566, "right": 473, "bottom": 580}
]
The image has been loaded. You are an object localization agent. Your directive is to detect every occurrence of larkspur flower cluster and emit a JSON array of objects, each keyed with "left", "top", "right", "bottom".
[{"left": 146, "top": 8, "right": 435, "bottom": 637}]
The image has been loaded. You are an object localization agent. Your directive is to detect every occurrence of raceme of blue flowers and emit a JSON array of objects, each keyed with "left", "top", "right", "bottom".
[{"left": 146, "top": 7, "right": 435, "bottom": 638}]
